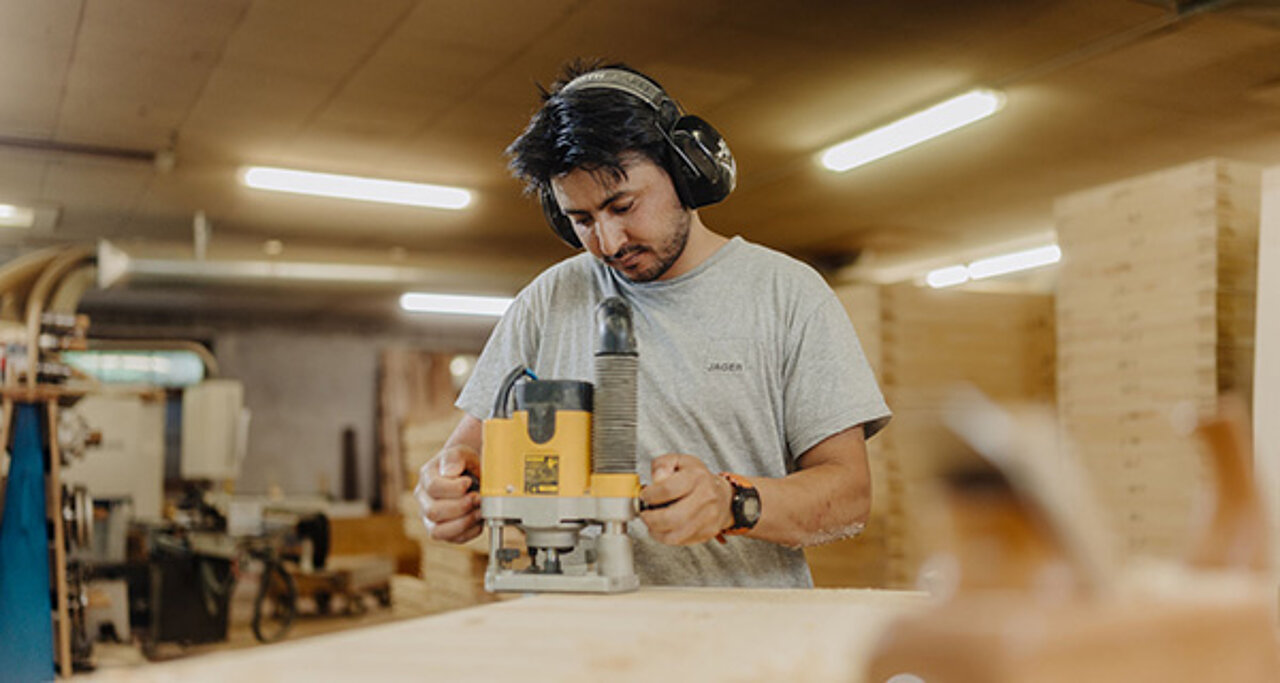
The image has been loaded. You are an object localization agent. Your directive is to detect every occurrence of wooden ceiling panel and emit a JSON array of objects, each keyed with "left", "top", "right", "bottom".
[
  {"left": 286, "top": 1, "right": 584, "bottom": 184},
  {"left": 181, "top": 65, "right": 333, "bottom": 162},
  {"left": 223, "top": 0, "right": 415, "bottom": 80},
  {"left": 547, "top": 0, "right": 728, "bottom": 55},
  {"left": 40, "top": 157, "right": 153, "bottom": 214},
  {"left": 1064, "top": 18, "right": 1280, "bottom": 107},
  {"left": 54, "top": 0, "right": 247, "bottom": 148},
  {"left": 400, "top": 92, "right": 536, "bottom": 176},
  {"left": 57, "top": 48, "right": 207, "bottom": 148},
  {"left": 196, "top": 0, "right": 463, "bottom": 171},
  {"left": 39, "top": 158, "right": 156, "bottom": 240},
  {"left": 130, "top": 160, "right": 244, "bottom": 229},
  {"left": 394, "top": 0, "right": 581, "bottom": 53},
  {"left": 0, "top": 152, "right": 50, "bottom": 204},
  {"left": 67, "top": 0, "right": 246, "bottom": 59},
  {"left": 497, "top": 0, "right": 732, "bottom": 96},
  {"left": 1112, "top": 24, "right": 1276, "bottom": 79},
  {"left": 313, "top": 43, "right": 503, "bottom": 140},
  {"left": 0, "top": 0, "right": 80, "bottom": 137}
]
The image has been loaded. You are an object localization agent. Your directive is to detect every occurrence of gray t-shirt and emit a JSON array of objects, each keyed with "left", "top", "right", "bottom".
[{"left": 457, "top": 236, "right": 891, "bottom": 587}]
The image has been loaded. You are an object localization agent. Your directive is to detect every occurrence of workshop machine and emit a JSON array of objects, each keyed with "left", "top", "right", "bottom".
[{"left": 481, "top": 297, "right": 640, "bottom": 593}]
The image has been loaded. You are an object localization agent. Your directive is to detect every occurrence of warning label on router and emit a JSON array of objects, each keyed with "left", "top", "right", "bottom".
[{"left": 523, "top": 454, "right": 559, "bottom": 495}]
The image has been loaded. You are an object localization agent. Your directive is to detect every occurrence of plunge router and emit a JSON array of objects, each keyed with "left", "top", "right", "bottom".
[{"left": 480, "top": 297, "right": 640, "bottom": 593}]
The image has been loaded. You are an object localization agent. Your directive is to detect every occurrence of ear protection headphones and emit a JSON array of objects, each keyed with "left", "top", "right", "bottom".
[{"left": 539, "top": 68, "right": 737, "bottom": 249}]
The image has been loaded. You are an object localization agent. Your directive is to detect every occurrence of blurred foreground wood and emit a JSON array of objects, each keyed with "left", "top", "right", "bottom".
[
  {"left": 869, "top": 589, "right": 1279, "bottom": 683},
  {"left": 866, "top": 391, "right": 1280, "bottom": 683}
]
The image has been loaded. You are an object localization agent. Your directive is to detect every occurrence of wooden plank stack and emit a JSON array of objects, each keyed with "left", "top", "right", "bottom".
[
  {"left": 1054, "top": 158, "right": 1261, "bottom": 560},
  {"left": 398, "top": 416, "right": 502, "bottom": 610},
  {"left": 328, "top": 514, "right": 422, "bottom": 576},
  {"left": 808, "top": 283, "right": 1056, "bottom": 589},
  {"left": 377, "top": 349, "right": 459, "bottom": 510}
]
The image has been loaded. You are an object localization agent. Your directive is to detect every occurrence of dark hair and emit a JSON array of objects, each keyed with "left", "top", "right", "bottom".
[{"left": 505, "top": 59, "right": 674, "bottom": 196}]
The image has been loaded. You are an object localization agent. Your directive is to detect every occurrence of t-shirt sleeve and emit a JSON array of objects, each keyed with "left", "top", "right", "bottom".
[
  {"left": 783, "top": 292, "right": 891, "bottom": 458},
  {"left": 455, "top": 290, "right": 540, "bottom": 420}
]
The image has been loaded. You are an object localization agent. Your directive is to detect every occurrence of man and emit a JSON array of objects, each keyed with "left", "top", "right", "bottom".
[{"left": 415, "top": 61, "right": 890, "bottom": 587}]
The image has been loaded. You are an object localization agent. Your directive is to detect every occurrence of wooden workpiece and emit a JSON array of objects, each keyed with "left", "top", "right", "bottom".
[{"left": 86, "top": 588, "right": 928, "bottom": 682}]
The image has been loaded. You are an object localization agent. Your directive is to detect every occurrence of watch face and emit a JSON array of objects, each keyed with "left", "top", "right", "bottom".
[{"left": 742, "top": 494, "right": 761, "bottom": 524}]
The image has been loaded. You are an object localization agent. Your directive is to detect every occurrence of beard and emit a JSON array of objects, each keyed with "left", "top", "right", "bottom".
[{"left": 606, "top": 208, "right": 691, "bottom": 283}]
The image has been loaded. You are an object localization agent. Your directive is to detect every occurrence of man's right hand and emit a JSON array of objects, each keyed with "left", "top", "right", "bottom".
[{"left": 414, "top": 444, "right": 483, "bottom": 543}]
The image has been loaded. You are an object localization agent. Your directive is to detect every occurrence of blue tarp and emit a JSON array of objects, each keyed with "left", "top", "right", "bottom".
[{"left": 0, "top": 403, "right": 55, "bottom": 682}]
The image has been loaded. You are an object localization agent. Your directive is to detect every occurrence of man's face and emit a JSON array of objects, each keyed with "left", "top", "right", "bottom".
[{"left": 551, "top": 155, "right": 691, "bottom": 283}]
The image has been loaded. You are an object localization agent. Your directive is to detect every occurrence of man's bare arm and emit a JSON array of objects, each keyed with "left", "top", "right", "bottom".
[
  {"left": 640, "top": 425, "right": 872, "bottom": 548},
  {"left": 750, "top": 425, "right": 871, "bottom": 548}
]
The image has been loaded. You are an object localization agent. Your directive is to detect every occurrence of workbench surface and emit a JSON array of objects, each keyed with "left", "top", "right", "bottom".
[{"left": 89, "top": 587, "right": 928, "bottom": 682}]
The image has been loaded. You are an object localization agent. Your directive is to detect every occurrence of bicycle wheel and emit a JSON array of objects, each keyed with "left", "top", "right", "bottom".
[{"left": 251, "top": 561, "right": 297, "bottom": 643}]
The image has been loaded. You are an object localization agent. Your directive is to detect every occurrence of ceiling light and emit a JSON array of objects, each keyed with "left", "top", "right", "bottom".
[
  {"left": 926, "top": 265, "right": 971, "bottom": 288},
  {"left": 399, "top": 292, "right": 513, "bottom": 317},
  {"left": 242, "top": 166, "right": 471, "bottom": 210},
  {"left": 820, "top": 89, "right": 1005, "bottom": 172},
  {"left": 0, "top": 203, "right": 36, "bottom": 228},
  {"left": 968, "top": 244, "right": 1061, "bottom": 280},
  {"left": 925, "top": 244, "right": 1061, "bottom": 289}
]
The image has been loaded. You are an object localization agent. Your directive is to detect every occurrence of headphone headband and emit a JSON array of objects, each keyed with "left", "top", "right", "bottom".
[{"left": 559, "top": 68, "right": 674, "bottom": 117}]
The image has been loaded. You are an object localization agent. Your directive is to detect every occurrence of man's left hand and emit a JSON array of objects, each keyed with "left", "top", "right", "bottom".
[{"left": 639, "top": 454, "right": 734, "bottom": 545}]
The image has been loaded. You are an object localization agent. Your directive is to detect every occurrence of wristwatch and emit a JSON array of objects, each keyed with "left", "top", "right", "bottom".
[{"left": 719, "top": 472, "right": 761, "bottom": 539}]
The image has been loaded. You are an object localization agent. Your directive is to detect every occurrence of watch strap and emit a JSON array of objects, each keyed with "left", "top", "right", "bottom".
[{"left": 716, "top": 472, "right": 758, "bottom": 543}]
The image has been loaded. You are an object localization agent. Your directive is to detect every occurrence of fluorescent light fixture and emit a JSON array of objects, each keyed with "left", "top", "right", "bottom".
[
  {"left": 926, "top": 265, "right": 971, "bottom": 288},
  {"left": 62, "top": 350, "right": 204, "bottom": 387},
  {"left": 399, "top": 292, "right": 513, "bottom": 317},
  {"left": 0, "top": 203, "right": 35, "bottom": 228},
  {"left": 926, "top": 244, "right": 1061, "bottom": 289},
  {"left": 968, "top": 244, "right": 1061, "bottom": 280},
  {"left": 242, "top": 166, "right": 471, "bottom": 210},
  {"left": 820, "top": 89, "right": 1006, "bottom": 172}
]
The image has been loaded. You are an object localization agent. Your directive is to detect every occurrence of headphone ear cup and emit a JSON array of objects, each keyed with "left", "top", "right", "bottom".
[
  {"left": 669, "top": 115, "right": 736, "bottom": 208},
  {"left": 540, "top": 186, "right": 582, "bottom": 249}
]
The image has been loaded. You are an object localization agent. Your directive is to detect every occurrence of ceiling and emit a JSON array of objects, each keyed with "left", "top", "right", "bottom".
[{"left": 2, "top": 0, "right": 1280, "bottom": 315}]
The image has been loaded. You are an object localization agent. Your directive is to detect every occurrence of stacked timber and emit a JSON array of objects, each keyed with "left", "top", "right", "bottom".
[
  {"left": 808, "top": 283, "right": 1056, "bottom": 589},
  {"left": 400, "top": 416, "right": 460, "bottom": 487},
  {"left": 377, "top": 349, "right": 460, "bottom": 510},
  {"left": 417, "top": 535, "right": 497, "bottom": 610},
  {"left": 400, "top": 417, "right": 499, "bottom": 610},
  {"left": 1055, "top": 158, "right": 1261, "bottom": 560}
]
